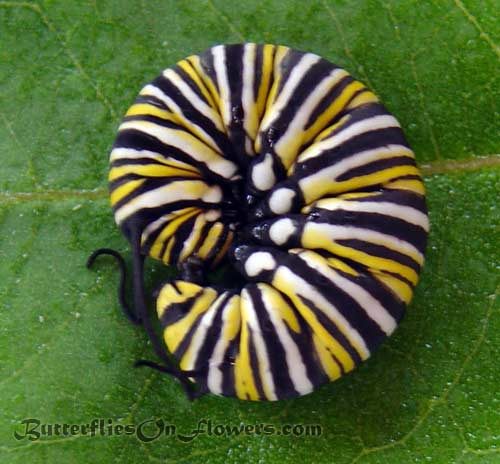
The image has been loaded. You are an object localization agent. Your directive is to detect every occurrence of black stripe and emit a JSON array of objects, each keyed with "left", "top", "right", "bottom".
[
  {"left": 337, "top": 238, "right": 422, "bottom": 273},
  {"left": 113, "top": 129, "right": 230, "bottom": 184},
  {"left": 140, "top": 209, "right": 199, "bottom": 256},
  {"left": 298, "top": 295, "right": 353, "bottom": 372},
  {"left": 122, "top": 114, "right": 180, "bottom": 127},
  {"left": 159, "top": 290, "right": 203, "bottom": 327},
  {"left": 134, "top": 94, "right": 169, "bottom": 109},
  {"left": 199, "top": 46, "right": 220, "bottom": 96},
  {"left": 247, "top": 325, "right": 266, "bottom": 400},
  {"left": 193, "top": 292, "right": 232, "bottom": 369},
  {"left": 337, "top": 155, "right": 417, "bottom": 182},
  {"left": 173, "top": 63, "right": 213, "bottom": 107},
  {"left": 111, "top": 175, "right": 209, "bottom": 210},
  {"left": 253, "top": 44, "right": 264, "bottom": 104},
  {"left": 310, "top": 209, "right": 427, "bottom": 253},
  {"left": 118, "top": 201, "right": 216, "bottom": 246},
  {"left": 293, "top": 127, "right": 409, "bottom": 179},
  {"left": 167, "top": 214, "right": 201, "bottom": 263},
  {"left": 152, "top": 76, "right": 233, "bottom": 159},
  {"left": 327, "top": 265, "right": 406, "bottom": 323},
  {"left": 262, "top": 56, "right": 335, "bottom": 151},
  {"left": 221, "top": 333, "right": 239, "bottom": 398},
  {"left": 343, "top": 189, "right": 427, "bottom": 211},
  {"left": 304, "top": 74, "right": 354, "bottom": 130},
  {"left": 224, "top": 44, "right": 252, "bottom": 168},
  {"left": 172, "top": 304, "right": 211, "bottom": 360},
  {"left": 287, "top": 253, "right": 386, "bottom": 353},
  {"left": 249, "top": 285, "right": 298, "bottom": 399},
  {"left": 273, "top": 48, "right": 303, "bottom": 97},
  {"left": 280, "top": 290, "right": 329, "bottom": 389}
]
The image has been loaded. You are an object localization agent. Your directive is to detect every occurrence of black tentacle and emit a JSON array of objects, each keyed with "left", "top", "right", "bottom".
[
  {"left": 129, "top": 230, "right": 201, "bottom": 400},
  {"left": 134, "top": 360, "right": 207, "bottom": 400},
  {"left": 87, "top": 248, "right": 141, "bottom": 325}
]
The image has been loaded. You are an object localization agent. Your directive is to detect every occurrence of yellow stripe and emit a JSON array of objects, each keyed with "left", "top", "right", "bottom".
[
  {"left": 302, "top": 79, "right": 364, "bottom": 143},
  {"left": 289, "top": 248, "right": 359, "bottom": 276},
  {"left": 186, "top": 55, "right": 222, "bottom": 119},
  {"left": 312, "top": 114, "right": 351, "bottom": 144},
  {"left": 109, "top": 164, "right": 199, "bottom": 182},
  {"left": 301, "top": 229, "right": 419, "bottom": 284},
  {"left": 109, "top": 179, "right": 145, "bottom": 207},
  {"left": 313, "top": 333, "right": 343, "bottom": 381},
  {"left": 179, "top": 214, "right": 207, "bottom": 261},
  {"left": 235, "top": 317, "right": 259, "bottom": 401},
  {"left": 336, "top": 191, "right": 380, "bottom": 200},
  {"left": 325, "top": 257, "right": 359, "bottom": 276},
  {"left": 346, "top": 89, "right": 379, "bottom": 109},
  {"left": 157, "top": 281, "right": 203, "bottom": 318},
  {"left": 211, "top": 230, "right": 233, "bottom": 267},
  {"left": 164, "top": 287, "right": 218, "bottom": 354},
  {"left": 125, "top": 103, "right": 178, "bottom": 123},
  {"left": 370, "top": 269, "right": 414, "bottom": 304},
  {"left": 272, "top": 269, "right": 357, "bottom": 370},
  {"left": 118, "top": 120, "right": 230, "bottom": 171},
  {"left": 255, "top": 44, "right": 275, "bottom": 119},
  {"left": 260, "top": 283, "right": 300, "bottom": 333},
  {"left": 177, "top": 58, "right": 218, "bottom": 109},
  {"left": 385, "top": 178, "right": 425, "bottom": 195},
  {"left": 162, "top": 236, "right": 176, "bottom": 264},
  {"left": 149, "top": 209, "right": 200, "bottom": 261},
  {"left": 242, "top": 289, "right": 275, "bottom": 400},
  {"left": 301, "top": 163, "right": 420, "bottom": 204},
  {"left": 196, "top": 222, "right": 225, "bottom": 259}
]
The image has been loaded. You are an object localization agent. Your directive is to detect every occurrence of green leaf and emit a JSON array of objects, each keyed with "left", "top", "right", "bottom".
[{"left": 1, "top": 1, "right": 498, "bottom": 463}]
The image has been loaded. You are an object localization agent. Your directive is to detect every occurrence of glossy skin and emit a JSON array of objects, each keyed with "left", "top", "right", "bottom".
[{"left": 99, "top": 43, "right": 428, "bottom": 401}]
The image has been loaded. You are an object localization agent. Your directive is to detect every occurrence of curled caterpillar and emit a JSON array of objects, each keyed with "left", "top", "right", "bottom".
[{"left": 89, "top": 43, "right": 429, "bottom": 401}]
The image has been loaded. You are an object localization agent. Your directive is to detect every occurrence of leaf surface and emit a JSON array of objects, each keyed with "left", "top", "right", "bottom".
[{"left": 0, "top": 1, "right": 499, "bottom": 463}]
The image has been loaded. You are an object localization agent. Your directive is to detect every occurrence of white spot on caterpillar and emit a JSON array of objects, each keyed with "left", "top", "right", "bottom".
[
  {"left": 204, "top": 210, "right": 221, "bottom": 221},
  {"left": 244, "top": 251, "right": 276, "bottom": 277},
  {"left": 269, "top": 188, "right": 295, "bottom": 214},
  {"left": 202, "top": 186, "right": 223, "bottom": 203},
  {"left": 251, "top": 153, "right": 275, "bottom": 191},
  {"left": 269, "top": 218, "right": 296, "bottom": 245}
]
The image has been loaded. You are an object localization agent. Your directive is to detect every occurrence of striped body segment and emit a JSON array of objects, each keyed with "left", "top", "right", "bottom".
[{"left": 104, "top": 44, "right": 429, "bottom": 401}]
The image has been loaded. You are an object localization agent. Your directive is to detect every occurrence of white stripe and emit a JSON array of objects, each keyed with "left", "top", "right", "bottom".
[
  {"left": 140, "top": 209, "right": 197, "bottom": 244},
  {"left": 298, "top": 114, "right": 401, "bottom": 163},
  {"left": 115, "top": 181, "right": 221, "bottom": 224},
  {"left": 275, "top": 265, "right": 370, "bottom": 360},
  {"left": 305, "top": 222, "right": 424, "bottom": 265},
  {"left": 118, "top": 120, "right": 238, "bottom": 179},
  {"left": 179, "top": 214, "right": 206, "bottom": 260},
  {"left": 139, "top": 84, "right": 223, "bottom": 154},
  {"left": 212, "top": 45, "right": 231, "bottom": 127},
  {"left": 179, "top": 293, "right": 224, "bottom": 371},
  {"left": 241, "top": 43, "right": 258, "bottom": 144},
  {"left": 260, "top": 286, "right": 314, "bottom": 395},
  {"left": 259, "top": 53, "right": 321, "bottom": 133},
  {"left": 273, "top": 68, "right": 348, "bottom": 167},
  {"left": 207, "top": 295, "right": 239, "bottom": 395},
  {"left": 162, "top": 68, "right": 225, "bottom": 132},
  {"left": 298, "top": 144, "right": 414, "bottom": 196},
  {"left": 310, "top": 198, "right": 429, "bottom": 232},
  {"left": 297, "top": 251, "right": 397, "bottom": 335},
  {"left": 110, "top": 148, "right": 197, "bottom": 173},
  {"left": 241, "top": 288, "right": 277, "bottom": 400}
]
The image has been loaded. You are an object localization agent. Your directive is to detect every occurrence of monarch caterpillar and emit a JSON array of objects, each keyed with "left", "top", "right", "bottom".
[{"left": 89, "top": 43, "right": 429, "bottom": 401}]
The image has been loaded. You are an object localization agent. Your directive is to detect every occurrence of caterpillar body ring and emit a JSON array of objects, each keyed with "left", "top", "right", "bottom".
[{"left": 90, "top": 43, "right": 429, "bottom": 401}]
